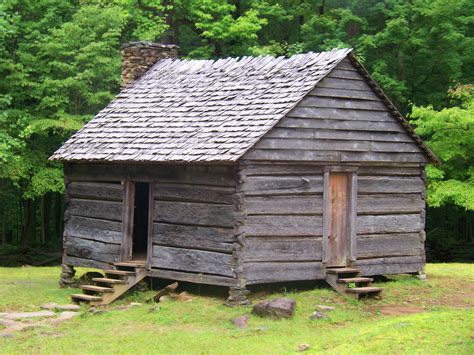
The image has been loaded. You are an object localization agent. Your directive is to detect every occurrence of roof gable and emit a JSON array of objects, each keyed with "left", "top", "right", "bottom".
[
  {"left": 244, "top": 57, "right": 438, "bottom": 164},
  {"left": 50, "top": 49, "right": 352, "bottom": 162}
]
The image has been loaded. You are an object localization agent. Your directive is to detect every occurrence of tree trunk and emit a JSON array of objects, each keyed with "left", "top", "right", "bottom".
[{"left": 21, "top": 199, "right": 37, "bottom": 246}]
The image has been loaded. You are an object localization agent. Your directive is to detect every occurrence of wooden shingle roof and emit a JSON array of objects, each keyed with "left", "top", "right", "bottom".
[{"left": 51, "top": 49, "right": 353, "bottom": 162}]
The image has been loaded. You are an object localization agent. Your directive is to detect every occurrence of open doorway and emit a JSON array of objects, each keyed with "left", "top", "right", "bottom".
[{"left": 132, "top": 182, "right": 149, "bottom": 261}]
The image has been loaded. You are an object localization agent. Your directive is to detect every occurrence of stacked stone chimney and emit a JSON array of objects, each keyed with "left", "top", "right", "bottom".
[{"left": 121, "top": 41, "right": 179, "bottom": 89}]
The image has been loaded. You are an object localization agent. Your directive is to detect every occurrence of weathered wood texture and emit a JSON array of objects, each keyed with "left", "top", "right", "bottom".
[
  {"left": 151, "top": 166, "right": 237, "bottom": 278},
  {"left": 63, "top": 180, "right": 123, "bottom": 268},
  {"left": 244, "top": 237, "right": 322, "bottom": 262},
  {"left": 239, "top": 162, "right": 426, "bottom": 282},
  {"left": 327, "top": 173, "right": 349, "bottom": 267},
  {"left": 239, "top": 164, "right": 325, "bottom": 281},
  {"left": 356, "top": 255, "right": 425, "bottom": 276},
  {"left": 353, "top": 166, "right": 426, "bottom": 271},
  {"left": 243, "top": 60, "right": 427, "bottom": 164},
  {"left": 245, "top": 262, "right": 325, "bottom": 284},
  {"left": 151, "top": 246, "right": 234, "bottom": 277},
  {"left": 65, "top": 163, "right": 236, "bottom": 186}
]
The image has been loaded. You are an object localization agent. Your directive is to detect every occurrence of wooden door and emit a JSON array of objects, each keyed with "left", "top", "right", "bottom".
[{"left": 326, "top": 172, "right": 350, "bottom": 267}]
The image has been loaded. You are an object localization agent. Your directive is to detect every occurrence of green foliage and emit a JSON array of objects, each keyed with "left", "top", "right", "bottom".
[
  {"left": 1, "top": 265, "right": 473, "bottom": 353},
  {"left": 412, "top": 85, "right": 474, "bottom": 210},
  {"left": 0, "top": 0, "right": 473, "bottom": 246}
]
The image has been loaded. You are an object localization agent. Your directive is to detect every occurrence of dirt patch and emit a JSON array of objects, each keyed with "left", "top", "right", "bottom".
[{"left": 378, "top": 305, "right": 425, "bottom": 316}]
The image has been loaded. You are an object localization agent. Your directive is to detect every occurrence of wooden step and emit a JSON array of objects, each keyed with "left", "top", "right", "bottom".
[
  {"left": 345, "top": 287, "right": 383, "bottom": 294},
  {"left": 337, "top": 277, "right": 373, "bottom": 284},
  {"left": 81, "top": 285, "right": 114, "bottom": 293},
  {"left": 92, "top": 277, "right": 126, "bottom": 285},
  {"left": 71, "top": 294, "right": 102, "bottom": 302},
  {"left": 114, "top": 261, "right": 146, "bottom": 268},
  {"left": 105, "top": 270, "right": 136, "bottom": 277},
  {"left": 326, "top": 268, "right": 360, "bottom": 275}
]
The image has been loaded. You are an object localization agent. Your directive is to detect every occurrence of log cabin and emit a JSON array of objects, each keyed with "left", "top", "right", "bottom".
[{"left": 50, "top": 42, "right": 438, "bottom": 305}]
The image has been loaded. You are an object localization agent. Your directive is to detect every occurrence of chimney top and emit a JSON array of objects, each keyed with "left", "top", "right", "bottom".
[{"left": 120, "top": 41, "right": 179, "bottom": 89}]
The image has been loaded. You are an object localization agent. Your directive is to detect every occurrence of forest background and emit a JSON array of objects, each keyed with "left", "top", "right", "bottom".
[{"left": 0, "top": 0, "right": 472, "bottom": 263}]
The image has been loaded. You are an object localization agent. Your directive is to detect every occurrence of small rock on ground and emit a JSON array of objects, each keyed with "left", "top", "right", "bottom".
[
  {"left": 310, "top": 311, "right": 328, "bottom": 320},
  {"left": 50, "top": 312, "right": 79, "bottom": 324},
  {"left": 297, "top": 344, "right": 311, "bottom": 352},
  {"left": 252, "top": 298, "right": 296, "bottom": 319},
  {"left": 130, "top": 303, "right": 142, "bottom": 307},
  {"left": 232, "top": 315, "right": 249, "bottom": 329},
  {"left": 316, "top": 305, "right": 335, "bottom": 312},
  {"left": 41, "top": 302, "right": 58, "bottom": 311},
  {"left": 0, "top": 311, "right": 56, "bottom": 320}
]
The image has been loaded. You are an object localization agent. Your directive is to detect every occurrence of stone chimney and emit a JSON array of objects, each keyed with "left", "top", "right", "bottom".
[{"left": 120, "top": 41, "right": 179, "bottom": 89}]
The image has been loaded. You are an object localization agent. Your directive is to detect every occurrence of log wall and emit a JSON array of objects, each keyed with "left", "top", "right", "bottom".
[
  {"left": 238, "top": 163, "right": 326, "bottom": 284},
  {"left": 238, "top": 162, "right": 426, "bottom": 283},
  {"left": 63, "top": 163, "right": 241, "bottom": 285},
  {"left": 63, "top": 180, "right": 124, "bottom": 269}
]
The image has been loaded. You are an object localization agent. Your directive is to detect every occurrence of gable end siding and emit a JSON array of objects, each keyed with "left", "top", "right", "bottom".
[{"left": 243, "top": 58, "right": 427, "bottom": 164}]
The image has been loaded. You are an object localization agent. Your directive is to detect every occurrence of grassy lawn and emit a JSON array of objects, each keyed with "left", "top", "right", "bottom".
[{"left": 0, "top": 263, "right": 473, "bottom": 354}]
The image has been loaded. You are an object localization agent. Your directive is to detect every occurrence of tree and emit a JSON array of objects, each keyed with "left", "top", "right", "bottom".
[{"left": 411, "top": 84, "right": 474, "bottom": 210}]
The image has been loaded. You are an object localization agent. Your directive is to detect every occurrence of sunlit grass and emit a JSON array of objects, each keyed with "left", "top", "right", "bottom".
[{"left": 0, "top": 264, "right": 472, "bottom": 354}]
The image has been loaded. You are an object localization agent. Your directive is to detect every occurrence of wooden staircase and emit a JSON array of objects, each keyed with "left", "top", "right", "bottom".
[
  {"left": 71, "top": 261, "right": 147, "bottom": 306},
  {"left": 325, "top": 267, "right": 383, "bottom": 299}
]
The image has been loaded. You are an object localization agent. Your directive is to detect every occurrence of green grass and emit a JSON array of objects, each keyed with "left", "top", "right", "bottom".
[{"left": 0, "top": 264, "right": 473, "bottom": 354}]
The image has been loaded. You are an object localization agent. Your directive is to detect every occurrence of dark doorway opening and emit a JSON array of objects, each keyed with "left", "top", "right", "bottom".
[{"left": 132, "top": 182, "right": 149, "bottom": 261}]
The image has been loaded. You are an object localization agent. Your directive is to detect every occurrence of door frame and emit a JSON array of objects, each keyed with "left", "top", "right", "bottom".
[
  {"left": 121, "top": 179, "right": 154, "bottom": 267},
  {"left": 322, "top": 166, "right": 358, "bottom": 266}
]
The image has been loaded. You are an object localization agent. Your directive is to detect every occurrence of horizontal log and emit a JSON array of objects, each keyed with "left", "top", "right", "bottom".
[
  {"left": 357, "top": 214, "right": 423, "bottom": 234},
  {"left": 245, "top": 195, "right": 323, "bottom": 215},
  {"left": 244, "top": 261, "right": 325, "bottom": 284},
  {"left": 244, "top": 149, "right": 427, "bottom": 163},
  {"left": 358, "top": 194, "right": 424, "bottom": 214},
  {"left": 244, "top": 215, "right": 322, "bottom": 237},
  {"left": 288, "top": 107, "right": 393, "bottom": 122},
  {"left": 317, "top": 76, "right": 372, "bottom": 91},
  {"left": 358, "top": 166, "right": 422, "bottom": 176},
  {"left": 244, "top": 237, "right": 322, "bottom": 262},
  {"left": 154, "top": 201, "right": 235, "bottom": 228},
  {"left": 327, "top": 68, "right": 365, "bottom": 80},
  {"left": 242, "top": 175, "right": 323, "bottom": 196},
  {"left": 66, "top": 164, "right": 236, "bottom": 186},
  {"left": 68, "top": 181, "right": 123, "bottom": 201},
  {"left": 265, "top": 128, "right": 414, "bottom": 143},
  {"left": 153, "top": 223, "right": 234, "bottom": 253},
  {"left": 240, "top": 163, "right": 323, "bottom": 176},
  {"left": 151, "top": 246, "right": 234, "bottom": 277},
  {"left": 64, "top": 237, "right": 121, "bottom": 263},
  {"left": 62, "top": 255, "right": 113, "bottom": 270},
  {"left": 154, "top": 183, "right": 234, "bottom": 205},
  {"left": 358, "top": 176, "right": 424, "bottom": 194},
  {"left": 64, "top": 218, "right": 122, "bottom": 244},
  {"left": 298, "top": 97, "right": 387, "bottom": 111},
  {"left": 68, "top": 198, "right": 122, "bottom": 221},
  {"left": 335, "top": 59, "right": 358, "bottom": 71},
  {"left": 309, "top": 87, "right": 379, "bottom": 101},
  {"left": 254, "top": 139, "right": 422, "bottom": 154},
  {"left": 356, "top": 233, "right": 424, "bottom": 258},
  {"left": 356, "top": 255, "right": 425, "bottom": 276},
  {"left": 65, "top": 215, "right": 122, "bottom": 233},
  {"left": 148, "top": 268, "right": 238, "bottom": 286},
  {"left": 278, "top": 117, "right": 405, "bottom": 132}
]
